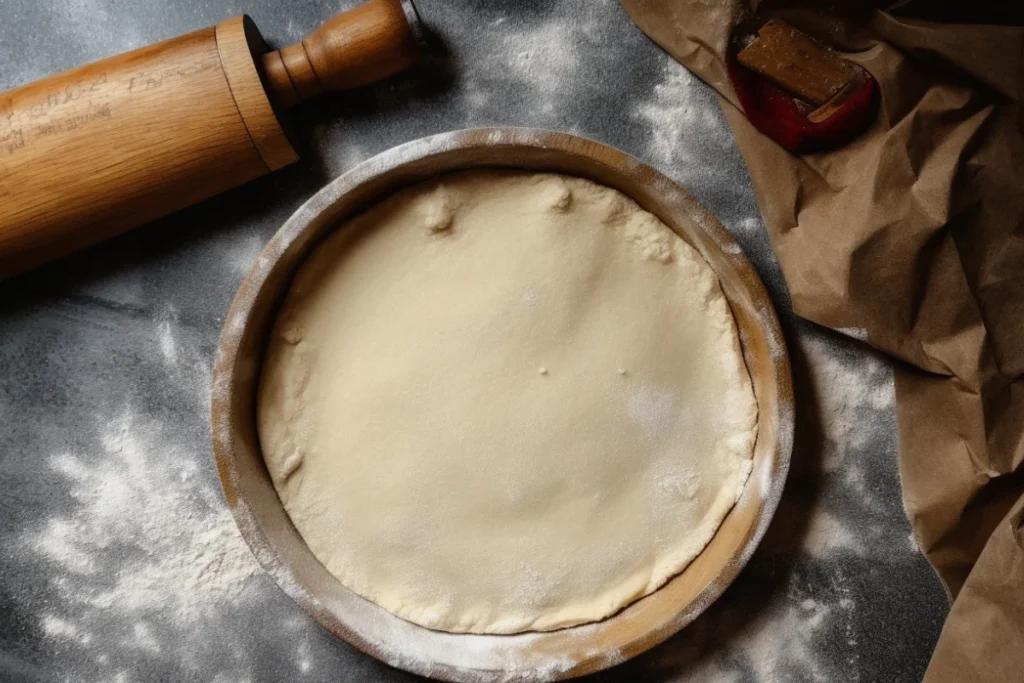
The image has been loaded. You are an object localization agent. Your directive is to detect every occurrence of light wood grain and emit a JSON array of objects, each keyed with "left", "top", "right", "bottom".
[
  {"left": 210, "top": 128, "right": 793, "bottom": 682},
  {"left": 0, "top": 0, "right": 421, "bottom": 280},
  {"left": 216, "top": 16, "right": 298, "bottom": 172},
  {"left": 0, "top": 22, "right": 287, "bottom": 279},
  {"left": 737, "top": 19, "right": 856, "bottom": 105},
  {"left": 261, "top": 0, "right": 421, "bottom": 108}
]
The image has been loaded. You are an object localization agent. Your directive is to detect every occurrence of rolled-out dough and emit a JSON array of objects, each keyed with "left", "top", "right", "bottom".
[{"left": 258, "top": 171, "right": 758, "bottom": 634}]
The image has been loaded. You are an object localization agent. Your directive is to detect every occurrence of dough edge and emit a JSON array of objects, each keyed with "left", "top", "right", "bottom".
[
  {"left": 259, "top": 171, "right": 759, "bottom": 635},
  {"left": 330, "top": 460, "right": 753, "bottom": 634}
]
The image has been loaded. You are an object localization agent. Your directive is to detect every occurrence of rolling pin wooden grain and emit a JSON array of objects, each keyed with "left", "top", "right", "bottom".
[{"left": 0, "top": 0, "right": 423, "bottom": 279}]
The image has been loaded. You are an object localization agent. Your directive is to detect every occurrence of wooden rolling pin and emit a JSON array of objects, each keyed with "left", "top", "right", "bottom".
[{"left": 0, "top": 0, "right": 423, "bottom": 279}]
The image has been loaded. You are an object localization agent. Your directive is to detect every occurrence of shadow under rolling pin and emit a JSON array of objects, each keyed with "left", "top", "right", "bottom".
[{"left": 0, "top": 0, "right": 426, "bottom": 279}]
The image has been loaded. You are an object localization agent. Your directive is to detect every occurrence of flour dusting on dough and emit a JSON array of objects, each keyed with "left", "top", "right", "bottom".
[{"left": 258, "top": 170, "right": 758, "bottom": 635}]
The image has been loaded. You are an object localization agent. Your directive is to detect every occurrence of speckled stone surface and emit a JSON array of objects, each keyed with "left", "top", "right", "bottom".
[{"left": 0, "top": 1, "right": 948, "bottom": 682}]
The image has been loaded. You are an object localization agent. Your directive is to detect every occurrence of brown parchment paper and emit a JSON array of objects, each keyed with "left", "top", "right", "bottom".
[{"left": 615, "top": 1, "right": 1024, "bottom": 680}]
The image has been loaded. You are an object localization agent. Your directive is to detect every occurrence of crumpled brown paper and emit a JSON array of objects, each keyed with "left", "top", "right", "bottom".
[{"left": 616, "top": 1, "right": 1024, "bottom": 680}]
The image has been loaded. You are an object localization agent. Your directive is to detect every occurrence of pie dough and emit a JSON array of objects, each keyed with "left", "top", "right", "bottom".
[{"left": 257, "top": 171, "right": 758, "bottom": 634}]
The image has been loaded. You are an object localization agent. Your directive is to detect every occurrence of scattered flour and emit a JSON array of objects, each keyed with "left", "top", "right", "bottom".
[
  {"left": 157, "top": 319, "right": 177, "bottom": 364},
  {"left": 311, "top": 124, "right": 368, "bottom": 177},
  {"left": 634, "top": 61, "right": 716, "bottom": 168},
  {"left": 739, "top": 603, "right": 832, "bottom": 682},
  {"left": 42, "top": 614, "right": 92, "bottom": 645},
  {"left": 643, "top": 321, "right": 909, "bottom": 681},
  {"left": 1, "top": 0, "right": 934, "bottom": 680},
  {"left": 803, "top": 333, "right": 895, "bottom": 474},
  {"left": 35, "top": 410, "right": 259, "bottom": 624},
  {"left": 803, "top": 509, "right": 866, "bottom": 559},
  {"left": 228, "top": 230, "right": 270, "bottom": 277},
  {"left": 652, "top": 566, "right": 863, "bottom": 683},
  {"left": 627, "top": 385, "right": 679, "bottom": 441},
  {"left": 733, "top": 216, "right": 763, "bottom": 238},
  {"left": 15, "top": 318, "right": 263, "bottom": 681},
  {"left": 13, "top": 0, "right": 146, "bottom": 84},
  {"left": 462, "top": 3, "right": 607, "bottom": 120},
  {"left": 501, "top": 18, "right": 583, "bottom": 100}
]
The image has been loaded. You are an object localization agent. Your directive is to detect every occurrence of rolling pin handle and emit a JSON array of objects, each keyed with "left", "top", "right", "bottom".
[{"left": 261, "top": 0, "right": 424, "bottom": 110}]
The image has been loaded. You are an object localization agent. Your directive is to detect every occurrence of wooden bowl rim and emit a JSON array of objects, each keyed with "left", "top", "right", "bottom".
[{"left": 211, "top": 127, "right": 793, "bottom": 682}]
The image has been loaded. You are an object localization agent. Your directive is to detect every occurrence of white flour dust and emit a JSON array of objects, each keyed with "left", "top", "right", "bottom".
[
  {"left": 634, "top": 62, "right": 715, "bottom": 168},
  {"left": 461, "top": 1, "right": 609, "bottom": 121},
  {"left": 628, "top": 384, "right": 681, "bottom": 441},
  {"left": 646, "top": 326, "right": 906, "bottom": 681},
  {"left": 734, "top": 594, "right": 838, "bottom": 682},
  {"left": 654, "top": 563, "right": 863, "bottom": 683},
  {"left": 49, "top": 0, "right": 145, "bottom": 61},
  {"left": 42, "top": 614, "right": 92, "bottom": 645},
  {"left": 157, "top": 320, "right": 177, "bottom": 364},
  {"left": 499, "top": 16, "right": 585, "bottom": 102},
  {"left": 15, "top": 316, "right": 264, "bottom": 680},
  {"left": 802, "top": 509, "right": 865, "bottom": 559},
  {"left": 311, "top": 123, "right": 368, "bottom": 177},
  {"left": 803, "top": 333, "right": 895, "bottom": 474},
  {"left": 733, "top": 216, "right": 763, "bottom": 239},
  {"left": 227, "top": 230, "right": 270, "bottom": 278},
  {"left": 33, "top": 410, "right": 258, "bottom": 629},
  {"left": 793, "top": 331, "right": 900, "bottom": 565}
]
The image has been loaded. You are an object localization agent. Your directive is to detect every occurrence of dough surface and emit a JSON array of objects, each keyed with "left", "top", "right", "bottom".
[{"left": 258, "top": 171, "right": 758, "bottom": 634}]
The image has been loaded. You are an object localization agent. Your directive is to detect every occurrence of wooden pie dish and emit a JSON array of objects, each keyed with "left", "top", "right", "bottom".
[{"left": 211, "top": 128, "right": 793, "bottom": 681}]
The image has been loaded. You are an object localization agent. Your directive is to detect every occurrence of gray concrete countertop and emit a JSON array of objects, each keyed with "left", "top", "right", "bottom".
[{"left": 0, "top": 1, "right": 947, "bottom": 681}]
